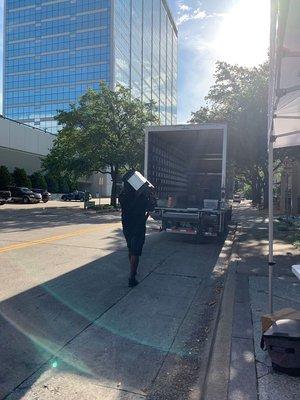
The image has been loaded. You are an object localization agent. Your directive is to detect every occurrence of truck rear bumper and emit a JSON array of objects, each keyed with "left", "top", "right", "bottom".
[{"left": 165, "top": 227, "right": 198, "bottom": 235}]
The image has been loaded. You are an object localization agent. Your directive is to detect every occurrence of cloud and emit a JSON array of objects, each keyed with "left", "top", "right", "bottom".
[
  {"left": 178, "top": 4, "right": 191, "bottom": 12},
  {"left": 176, "top": 2, "right": 227, "bottom": 27},
  {"left": 177, "top": 7, "right": 207, "bottom": 25}
]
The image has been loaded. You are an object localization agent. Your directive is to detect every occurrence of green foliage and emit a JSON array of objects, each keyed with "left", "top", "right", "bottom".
[
  {"left": 0, "top": 165, "right": 12, "bottom": 189},
  {"left": 190, "top": 61, "right": 269, "bottom": 205},
  {"left": 12, "top": 168, "right": 31, "bottom": 188},
  {"left": 242, "top": 183, "right": 252, "bottom": 199},
  {"left": 45, "top": 173, "right": 59, "bottom": 193},
  {"left": 58, "top": 178, "right": 70, "bottom": 193},
  {"left": 42, "top": 82, "right": 158, "bottom": 206},
  {"left": 30, "top": 171, "right": 47, "bottom": 189}
]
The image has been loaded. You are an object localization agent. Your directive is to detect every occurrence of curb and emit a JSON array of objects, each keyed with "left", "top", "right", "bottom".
[
  {"left": 187, "top": 225, "right": 238, "bottom": 399},
  {"left": 201, "top": 226, "right": 240, "bottom": 400}
]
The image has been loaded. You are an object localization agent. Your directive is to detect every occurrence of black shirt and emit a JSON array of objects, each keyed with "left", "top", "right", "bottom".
[{"left": 119, "top": 189, "right": 156, "bottom": 235}]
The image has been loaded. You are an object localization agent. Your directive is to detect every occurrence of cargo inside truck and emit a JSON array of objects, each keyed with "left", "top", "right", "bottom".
[
  {"left": 145, "top": 124, "right": 231, "bottom": 238},
  {"left": 146, "top": 127, "right": 225, "bottom": 209}
]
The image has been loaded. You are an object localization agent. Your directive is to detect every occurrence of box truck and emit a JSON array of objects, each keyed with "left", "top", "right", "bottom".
[{"left": 145, "top": 123, "right": 232, "bottom": 239}]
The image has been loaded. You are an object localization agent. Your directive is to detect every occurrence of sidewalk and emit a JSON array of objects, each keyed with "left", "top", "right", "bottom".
[
  {"left": 205, "top": 204, "right": 300, "bottom": 400},
  {"left": 0, "top": 218, "right": 234, "bottom": 400}
]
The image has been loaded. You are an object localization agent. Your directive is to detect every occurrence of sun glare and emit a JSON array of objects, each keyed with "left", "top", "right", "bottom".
[{"left": 213, "top": 0, "right": 270, "bottom": 66}]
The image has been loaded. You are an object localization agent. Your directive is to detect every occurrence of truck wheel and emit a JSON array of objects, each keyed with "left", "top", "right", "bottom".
[
  {"left": 195, "top": 232, "right": 205, "bottom": 244},
  {"left": 217, "top": 227, "right": 228, "bottom": 244}
]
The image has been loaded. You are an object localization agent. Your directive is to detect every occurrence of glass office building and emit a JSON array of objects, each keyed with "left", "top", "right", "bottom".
[{"left": 3, "top": 0, "right": 177, "bottom": 134}]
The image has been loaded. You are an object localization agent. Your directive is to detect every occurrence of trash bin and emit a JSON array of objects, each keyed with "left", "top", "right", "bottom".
[{"left": 262, "top": 319, "right": 300, "bottom": 376}]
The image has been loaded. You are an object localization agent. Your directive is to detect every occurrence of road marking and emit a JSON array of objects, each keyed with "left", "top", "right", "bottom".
[{"left": 0, "top": 223, "right": 121, "bottom": 254}]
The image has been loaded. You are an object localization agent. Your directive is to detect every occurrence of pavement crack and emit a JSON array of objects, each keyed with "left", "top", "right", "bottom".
[{"left": 154, "top": 272, "right": 199, "bottom": 279}]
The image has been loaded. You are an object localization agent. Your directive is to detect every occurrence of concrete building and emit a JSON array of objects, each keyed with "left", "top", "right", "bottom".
[
  {"left": 0, "top": 116, "right": 54, "bottom": 174},
  {"left": 0, "top": 116, "right": 112, "bottom": 196},
  {"left": 3, "top": 0, "right": 177, "bottom": 134}
]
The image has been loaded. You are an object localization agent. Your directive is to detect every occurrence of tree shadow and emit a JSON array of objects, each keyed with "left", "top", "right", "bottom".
[{"left": 0, "top": 207, "right": 120, "bottom": 234}]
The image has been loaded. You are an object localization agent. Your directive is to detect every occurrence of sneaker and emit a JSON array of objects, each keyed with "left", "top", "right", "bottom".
[{"left": 128, "top": 276, "right": 139, "bottom": 287}]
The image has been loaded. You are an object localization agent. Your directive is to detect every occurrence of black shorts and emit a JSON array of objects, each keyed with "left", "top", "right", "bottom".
[{"left": 123, "top": 231, "right": 145, "bottom": 256}]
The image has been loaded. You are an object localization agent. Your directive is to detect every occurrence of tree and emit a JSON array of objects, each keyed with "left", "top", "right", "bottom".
[
  {"left": 30, "top": 171, "right": 47, "bottom": 189},
  {"left": 190, "top": 61, "right": 269, "bottom": 206},
  {"left": 43, "top": 83, "right": 158, "bottom": 206},
  {"left": 12, "top": 168, "right": 31, "bottom": 188},
  {"left": 45, "top": 174, "right": 59, "bottom": 193},
  {"left": 58, "top": 177, "right": 70, "bottom": 194},
  {"left": 0, "top": 165, "right": 12, "bottom": 189}
]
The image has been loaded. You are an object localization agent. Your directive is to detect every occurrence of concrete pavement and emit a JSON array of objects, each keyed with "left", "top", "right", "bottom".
[
  {"left": 0, "top": 204, "right": 233, "bottom": 399},
  {"left": 1, "top": 197, "right": 110, "bottom": 212},
  {"left": 204, "top": 204, "right": 300, "bottom": 400}
]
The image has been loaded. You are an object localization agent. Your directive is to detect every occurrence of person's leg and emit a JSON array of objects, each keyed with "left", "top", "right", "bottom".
[
  {"left": 130, "top": 255, "right": 139, "bottom": 278},
  {"left": 128, "top": 254, "right": 139, "bottom": 287},
  {"left": 128, "top": 234, "right": 144, "bottom": 287}
]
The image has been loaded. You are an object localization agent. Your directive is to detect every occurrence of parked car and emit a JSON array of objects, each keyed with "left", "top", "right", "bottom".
[
  {"left": 61, "top": 191, "right": 91, "bottom": 202},
  {"left": 5, "top": 186, "right": 38, "bottom": 204},
  {"left": 233, "top": 194, "right": 242, "bottom": 203},
  {"left": 0, "top": 190, "right": 11, "bottom": 206},
  {"left": 33, "top": 188, "right": 51, "bottom": 203},
  {"left": 33, "top": 192, "right": 42, "bottom": 202}
]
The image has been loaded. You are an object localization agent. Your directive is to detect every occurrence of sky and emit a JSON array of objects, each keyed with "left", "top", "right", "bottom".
[
  {"left": 0, "top": 0, "right": 270, "bottom": 122},
  {"left": 169, "top": 0, "right": 270, "bottom": 122}
]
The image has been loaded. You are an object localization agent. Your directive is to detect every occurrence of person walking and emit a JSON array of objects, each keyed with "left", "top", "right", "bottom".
[{"left": 119, "top": 179, "right": 156, "bottom": 287}]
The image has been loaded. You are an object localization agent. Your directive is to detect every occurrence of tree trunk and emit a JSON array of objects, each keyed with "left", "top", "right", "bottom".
[
  {"left": 251, "top": 179, "right": 257, "bottom": 206},
  {"left": 110, "top": 165, "right": 119, "bottom": 208},
  {"left": 262, "top": 167, "right": 269, "bottom": 209},
  {"left": 263, "top": 180, "right": 268, "bottom": 209},
  {"left": 251, "top": 176, "right": 261, "bottom": 206}
]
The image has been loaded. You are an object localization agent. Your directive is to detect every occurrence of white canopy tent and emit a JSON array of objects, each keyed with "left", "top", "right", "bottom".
[{"left": 268, "top": 0, "right": 300, "bottom": 312}]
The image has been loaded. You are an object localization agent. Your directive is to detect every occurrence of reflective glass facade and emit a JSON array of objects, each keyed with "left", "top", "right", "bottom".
[
  {"left": 4, "top": 0, "right": 177, "bottom": 133},
  {"left": 114, "top": 0, "right": 177, "bottom": 124}
]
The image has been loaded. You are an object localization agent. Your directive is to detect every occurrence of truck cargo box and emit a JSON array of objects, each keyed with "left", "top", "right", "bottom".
[{"left": 145, "top": 124, "right": 231, "bottom": 238}]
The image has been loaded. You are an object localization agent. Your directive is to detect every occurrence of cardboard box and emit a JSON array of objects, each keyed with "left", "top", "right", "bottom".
[{"left": 261, "top": 308, "right": 300, "bottom": 332}]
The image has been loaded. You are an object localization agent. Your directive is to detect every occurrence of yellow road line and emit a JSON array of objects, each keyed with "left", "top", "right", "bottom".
[{"left": 0, "top": 222, "right": 120, "bottom": 254}]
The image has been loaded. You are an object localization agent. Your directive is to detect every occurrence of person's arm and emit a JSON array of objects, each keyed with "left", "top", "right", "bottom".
[{"left": 146, "top": 189, "right": 157, "bottom": 212}]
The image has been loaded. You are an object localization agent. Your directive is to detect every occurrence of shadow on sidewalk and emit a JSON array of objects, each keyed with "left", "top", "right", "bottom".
[
  {"left": 0, "top": 232, "right": 224, "bottom": 400},
  {"left": 233, "top": 206, "right": 299, "bottom": 277},
  {"left": 0, "top": 207, "right": 120, "bottom": 234}
]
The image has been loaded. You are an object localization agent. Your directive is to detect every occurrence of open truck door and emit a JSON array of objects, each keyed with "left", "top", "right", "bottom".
[{"left": 145, "top": 124, "right": 231, "bottom": 240}]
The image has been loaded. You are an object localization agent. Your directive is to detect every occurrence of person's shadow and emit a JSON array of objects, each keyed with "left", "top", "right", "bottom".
[{"left": 0, "top": 230, "right": 224, "bottom": 400}]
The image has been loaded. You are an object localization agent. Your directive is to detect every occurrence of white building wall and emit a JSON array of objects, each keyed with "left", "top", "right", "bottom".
[
  {"left": 0, "top": 117, "right": 111, "bottom": 196},
  {"left": 0, "top": 117, "right": 55, "bottom": 174},
  {"left": 0, "top": 117, "right": 55, "bottom": 156}
]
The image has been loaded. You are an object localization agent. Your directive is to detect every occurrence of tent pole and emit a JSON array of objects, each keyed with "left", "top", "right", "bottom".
[{"left": 268, "top": 136, "right": 275, "bottom": 314}]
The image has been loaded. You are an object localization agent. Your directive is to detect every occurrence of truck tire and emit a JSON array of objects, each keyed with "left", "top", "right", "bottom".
[
  {"left": 217, "top": 222, "right": 229, "bottom": 244},
  {"left": 195, "top": 230, "right": 205, "bottom": 244}
]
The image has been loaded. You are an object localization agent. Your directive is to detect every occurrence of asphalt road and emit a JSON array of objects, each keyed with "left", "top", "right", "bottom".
[{"left": 0, "top": 203, "right": 229, "bottom": 400}]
